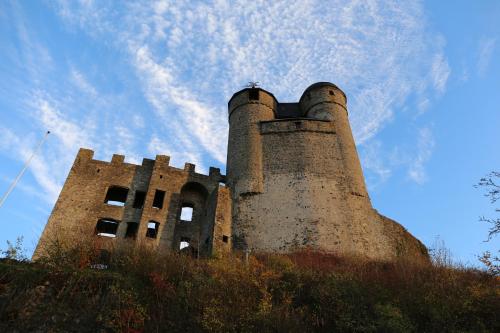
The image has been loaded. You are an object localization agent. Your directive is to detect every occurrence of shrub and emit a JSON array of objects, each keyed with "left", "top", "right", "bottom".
[{"left": 0, "top": 243, "right": 498, "bottom": 332}]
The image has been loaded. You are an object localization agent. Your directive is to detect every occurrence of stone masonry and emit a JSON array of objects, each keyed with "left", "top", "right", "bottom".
[
  {"left": 33, "top": 150, "right": 232, "bottom": 259},
  {"left": 34, "top": 82, "right": 428, "bottom": 262}
]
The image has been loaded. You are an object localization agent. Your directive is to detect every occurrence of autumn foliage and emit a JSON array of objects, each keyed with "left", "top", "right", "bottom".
[{"left": 0, "top": 244, "right": 498, "bottom": 332}]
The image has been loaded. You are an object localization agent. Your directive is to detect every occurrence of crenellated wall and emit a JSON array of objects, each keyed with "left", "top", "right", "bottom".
[{"left": 33, "top": 149, "right": 231, "bottom": 259}]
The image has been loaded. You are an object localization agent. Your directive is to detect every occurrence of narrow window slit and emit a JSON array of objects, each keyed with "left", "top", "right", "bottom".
[
  {"left": 133, "top": 191, "right": 146, "bottom": 209},
  {"left": 152, "top": 190, "right": 165, "bottom": 209}
]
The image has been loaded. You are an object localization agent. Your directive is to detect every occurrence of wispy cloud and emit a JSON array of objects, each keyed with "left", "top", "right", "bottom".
[
  {"left": 2, "top": 88, "right": 147, "bottom": 202},
  {"left": 477, "top": 37, "right": 496, "bottom": 76},
  {"left": 3, "top": 0, "right": 451, "bottom": 204},
  {"left": 0, "top": 127, "right": 61, "bottom": 202},
  {"left": 53, "top": 0, "right": 449, "bottom": 146},
  {"left": 32, "top": 96, "right": 90, "bottom": 150},
  {"left": 360, "top": 140, "right": 392, "bottom": 189},
  {"left": 70, "top": 68, "right": 97, "bottom": 97},
  {"left": 431, "top": 53, "right": 451, "bottom": 94},
  {"left": 408, "top": 127, "right": 435, "bottom": 184},
  {"left": 131, "top": 45, "right": 227, "bottom": 164},
  {"left": 147, "top": 134, "right": 206, "bottom": 172}
]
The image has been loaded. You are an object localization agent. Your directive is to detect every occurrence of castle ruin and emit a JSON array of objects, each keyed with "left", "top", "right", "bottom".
[{"left": 34, "top": 82, "right": 428, "bottom": 261}]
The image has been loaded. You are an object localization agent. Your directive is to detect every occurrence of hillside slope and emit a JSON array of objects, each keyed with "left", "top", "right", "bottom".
[{"left": 0, "top": 250, "right": 498, "bottom": 332}]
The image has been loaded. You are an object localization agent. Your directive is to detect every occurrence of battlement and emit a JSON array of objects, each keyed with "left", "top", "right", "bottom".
[{"left": 75, "top": 148, "right": 223, "bottom": 179}]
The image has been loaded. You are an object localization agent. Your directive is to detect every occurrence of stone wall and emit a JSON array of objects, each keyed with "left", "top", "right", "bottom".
[
  {"left": 33, "top": 148, "right": 229, "bottom": 259},
  {"left": 35, "top": 82, "right": 428, "bottom": 263},
  {"left": 226, "top": 83, "right": 428, "bottom": 261}
]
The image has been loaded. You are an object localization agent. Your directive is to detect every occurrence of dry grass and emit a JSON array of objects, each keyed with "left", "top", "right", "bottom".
[{"left": 0, "top": 241, "right": 498, "bottom": 332}]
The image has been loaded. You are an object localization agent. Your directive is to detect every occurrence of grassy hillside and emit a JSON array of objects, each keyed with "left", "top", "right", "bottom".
[{"left": 0, "top": 246, "right": 498, "bottom": 332}]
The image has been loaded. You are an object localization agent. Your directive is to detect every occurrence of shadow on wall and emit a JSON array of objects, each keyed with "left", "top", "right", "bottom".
[{"left": 173, "top": 182, "right": 210, "bottom": 256}]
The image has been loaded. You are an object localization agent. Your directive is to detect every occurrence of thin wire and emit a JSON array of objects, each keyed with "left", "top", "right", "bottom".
[{"left": 0, "top": 131, "right": 50, "bottom": 208}]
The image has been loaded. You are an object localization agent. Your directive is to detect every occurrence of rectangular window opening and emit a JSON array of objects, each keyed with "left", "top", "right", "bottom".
[
  {"left": 125, "top": 222, "right": 139, "bottom": 238},
  {"left": 104, "top": 186, "right": 128, "bottom": 206},
  {"left": 249, "top": 89, "right": 259, "bottom": 100},
  {"left": 222, "top": 235, "right": 229, "bottom": 243},
  {"left": 152, "top": 190, "right": 166, "bottom": 209},
  {"left": 180, "top": 205, "right": 193, "bottom": 222},
  {"left": 133, "top": 191, "right": 146, "bottom": 209},
  {"left": 95, "top": 218, "right": 119, "bottom": 238},
  {"left": 146, "top": 221, "right": 159, "bottom": 238},
  {"left": 180, "top": 237, "right": 190, "bottom": 250}
]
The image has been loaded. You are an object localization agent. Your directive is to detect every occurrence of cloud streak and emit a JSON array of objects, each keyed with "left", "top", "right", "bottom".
[
  {"left": 477, "top": 37, "right": 496, "bottom": 76},
  {"left": 408, "top": 127, "right": 435, "bottom": 184},
  {"left": 54, "top": 0, "right": 450, "bottom": 144},
  {"left": 2, "top": 0, "right": 451, "bottom": 204}
]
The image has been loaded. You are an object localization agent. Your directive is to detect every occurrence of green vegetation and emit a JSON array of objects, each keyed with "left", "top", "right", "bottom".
[
  {"left": 0, "top": 244, "right": 498, "bottom": 333},
  {"left": 476, "top": 171, "right": 500, "bottom": 276}
]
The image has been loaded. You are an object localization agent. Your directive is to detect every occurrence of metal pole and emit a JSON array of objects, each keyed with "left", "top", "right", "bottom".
[{"left": 0, "top": 131, "right": 50, "bottom": 208}]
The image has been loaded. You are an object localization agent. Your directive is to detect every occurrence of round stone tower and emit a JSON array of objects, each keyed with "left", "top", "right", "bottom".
[
  {"left": 226, "top": 82, "right": 428, "bottom": 261},
  {"left": 226, "top": 87, "right": 277, "bottom": 250},
  {"left": 226, "top": 87, "right": 277, "bottom": 196},
  {"left": 299, "top": 82, "right": 368, "bottom": 198}
]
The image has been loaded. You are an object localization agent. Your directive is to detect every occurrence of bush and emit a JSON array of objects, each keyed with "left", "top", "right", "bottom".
[{"left": 0, "top": 242, "right": 498, "bottom": 332}]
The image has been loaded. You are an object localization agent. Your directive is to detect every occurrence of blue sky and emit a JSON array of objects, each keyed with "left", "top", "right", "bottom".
[{"left": 0, "top": 0, "right": 498, "bottom": 265}]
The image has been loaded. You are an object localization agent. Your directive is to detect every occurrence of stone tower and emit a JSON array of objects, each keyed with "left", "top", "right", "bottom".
[
  {"left": 227, "top": 82, "right": 427, "bottom": 260},
  {"left": 34, "top": 82, "right": 428, "bottom": 262}
]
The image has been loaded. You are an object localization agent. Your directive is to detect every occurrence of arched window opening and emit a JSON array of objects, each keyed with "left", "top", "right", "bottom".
[
  {"left": 125, "top": 222, "right": 139, "bottom": 238},
  {"left": 104, "top": 186, "right": 128, "bottom": 206},
  {"left": 146, "top": 221, "right": 159, "bottom": 238},
  {"left": 95, "top": 218, "right": 119, "bottom": 237},
  {"left": 173, "top": 182, "right": 208, "bottom": 254},
  {"left": 180, "top": 204, "right": 194, "bottom": 222},
  {"left": 179, "top": 237, "right": 190, "bottom": 250}
]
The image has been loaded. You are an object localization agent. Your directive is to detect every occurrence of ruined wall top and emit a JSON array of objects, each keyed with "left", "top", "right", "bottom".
[{"left": 75, "top": 148, "right": 224, "bottom": 180}]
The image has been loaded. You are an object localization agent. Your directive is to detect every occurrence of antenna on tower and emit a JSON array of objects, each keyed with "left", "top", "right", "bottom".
[
  {"left": 0, "top": 130, "right": 50, "bottom": 209},
  {"left": 245, "top": 81, "right": 260, "bottom": 88}
]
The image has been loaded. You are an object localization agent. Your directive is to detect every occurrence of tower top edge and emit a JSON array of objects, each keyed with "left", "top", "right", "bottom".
[
  {"left": 228, "top": 82, "right": 347, "bottom": 108},
  {"left": 300, "top": 82, "right": 347, "bottom": 100},
  {"left": 228, "top": 87, "right": 279, "bottom": 107}
]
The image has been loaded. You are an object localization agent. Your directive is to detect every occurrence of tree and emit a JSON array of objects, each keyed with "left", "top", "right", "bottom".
[
  {"left": 1, "top": 236, "right": 27, "bottom": 262},
  {"left": 475, "top": 171, "right": 499, "bottom": 275},
  {"left": 476, "top": 171, "right": 500, "bottom": 240}
]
